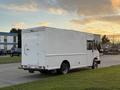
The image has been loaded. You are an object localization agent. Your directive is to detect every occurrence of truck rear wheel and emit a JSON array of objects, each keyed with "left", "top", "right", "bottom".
[
  {"left": 28, "top": 70, "right": 34, "bottom": 73},
  {"left": 40, "top": 70, "right": 48, "bottom": 74},
  {"left": 58, "top": 62, "right": 70, "bottom": 74},
  {"left": 92, "top": 59, "right": 98, "bottom": 69}
]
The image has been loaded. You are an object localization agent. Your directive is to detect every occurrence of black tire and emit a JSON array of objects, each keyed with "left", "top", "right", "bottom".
[
  {"left": 40, "top": 70, "right": 48, "bottom": 74},
  {"left": 28, "top": 70, "right": 34, "bottom": 73},
  {"left": 10, "top": 54, "right": 13, "bottom": 57},
  {"left": 92, "top": 59, "right": 98, "bottom": 69},
  {"left": 58, "top": 62, "right": 70, "bottom": 74},
  {"left": 17, "top": 53, "right": 20, "bottom": 56}
]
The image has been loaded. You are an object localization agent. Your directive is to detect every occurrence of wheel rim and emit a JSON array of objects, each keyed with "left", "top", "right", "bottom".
[
  {"left": 94, "top": 61, "right": 98, "bottom": 69},
  {"left": 61, "top": 63, "right": 69, "bottom": 74}
]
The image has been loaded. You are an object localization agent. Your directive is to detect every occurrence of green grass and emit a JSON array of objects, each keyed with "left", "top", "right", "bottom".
[
  {"left": 1, "top": 65, "right": 120, "bottom": 90},
  {"left": 0, "top": 56, "right": 21, "bottom": 64}
]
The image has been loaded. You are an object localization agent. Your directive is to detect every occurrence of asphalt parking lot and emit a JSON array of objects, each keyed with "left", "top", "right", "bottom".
[
  {"left": 100, "top": 55, "right": 120, "bottom": 67},
  {"left": 0, "top": 63, "right": 42, "bottom": 88},
  {"left": 0, "top": 55, "right": 120, "bottom": 88}
]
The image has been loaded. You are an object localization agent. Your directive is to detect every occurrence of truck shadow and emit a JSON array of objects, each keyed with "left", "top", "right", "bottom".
[
  {"left": 70, "top": 67, "right": 91, "bottom": 72},
  {"left": 21, "top": 67, "right": 91, "bottom": 80}
]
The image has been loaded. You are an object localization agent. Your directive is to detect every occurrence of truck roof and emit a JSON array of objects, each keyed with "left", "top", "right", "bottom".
[{"left": 22, "top": 26, "right": 100, "bottom": 36}]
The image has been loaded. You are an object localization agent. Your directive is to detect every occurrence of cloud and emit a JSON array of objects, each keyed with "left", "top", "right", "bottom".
[
  {"left": 0, "top": 0, "right": 68, "bottom": 15},
  {"left": 85, "top": 21, "right": 120, "bottom": 34},
  {"left": 97, "top": 15, "right": 120, "bottom": 24},
  {"left": 12, "top": 22, "right": 27, "bottom": 29},
  {"left": 112, "top": 0, "right": 120, "bottom": 9},
  {"left": 70, "top": 18, "right": 95, "bottom": 25},
  {"left": 76, "top": 0, "right": 113, "bottom": 16},
  {"left": 70, "top": 13, "right": 120, "bottom": 26},
  {"left": 1, "top": 0, "right": 119, "bottom": 16},
  {"left": 12, "top": 21, "right": 50, "bottom": 29},
  {"left": 0, "top": 1, "right": 39, "bottom": 12},
  {"left": 37, "top": 22, "right": 50, "bottom": 26},
  {"left": 42, "top": 0, "right": 120, "bottom": 17},
  {"left": 48, "top": 8, "right": 67, "bottom": 15},
  {"left": 46, "top": 0, "right": 113, "bottom": 16},
  {"left": 1, "top": 0, "right": 120, "bottom": 15},
  {"left": 1, "top": 0, "right": 120, "bottom": 35},
  {"left": 84, "top": 29, "right": 113, "bottom": 35},
  {"left": 69, "top": 19, "right": 120, "bottom": 35}
]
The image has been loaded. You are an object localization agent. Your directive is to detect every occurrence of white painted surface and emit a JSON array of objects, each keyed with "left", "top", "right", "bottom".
[
  {"left": 0, "top": 45, "right": 4, "bottom": 49},
  {"left": 7, "top": 36, "right": 13, "bottom": 43},
  {"left": 0, "top": 36, "right": 4, "bottom": 43},
  {"left": 7, "top": 45, "right": 13, "bottom": 50},
  {"left": 22, "top": 27, "right": 100, "bottom": 70},
  {"left": 22, "top": 31, "right": 45, "bottom": 67}
]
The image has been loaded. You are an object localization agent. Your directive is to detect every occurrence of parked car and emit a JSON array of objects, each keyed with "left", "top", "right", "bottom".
[
  {"left": 103, "top": 45, "right": 120, "bottom": 55},
  {"left": 0, "top": 49, "right": 7, "bottom": 55},
  {"left": 10, "top": 48, "right": 21, "bottom": 57}
]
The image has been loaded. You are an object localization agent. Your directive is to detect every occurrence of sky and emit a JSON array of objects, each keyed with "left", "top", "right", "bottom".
[{"left": 0, "top": 0, "right": 120, "bottom": 35}]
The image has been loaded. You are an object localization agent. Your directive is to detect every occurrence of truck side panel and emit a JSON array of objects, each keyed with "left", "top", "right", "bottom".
[{"left": 45, "top": 29, "right": 89, "bottom": 70}]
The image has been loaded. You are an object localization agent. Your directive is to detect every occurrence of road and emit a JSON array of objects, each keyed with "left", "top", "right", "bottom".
[
  {"left": 0, "top": 63, "right": 47, "bottom": 88},
  {"left": 99, "top": 55, "right": 120, "bottom": 67},
  {"left": 0, "top": 55, "right": 120, "bottom": 88}
]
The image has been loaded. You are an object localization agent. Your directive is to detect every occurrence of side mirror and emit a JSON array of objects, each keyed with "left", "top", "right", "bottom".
[{"left": 92, "top": 49, "right": 94, "bottom": 52}]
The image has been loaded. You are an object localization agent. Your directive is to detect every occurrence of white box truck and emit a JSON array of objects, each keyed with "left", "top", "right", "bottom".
[{"left": 20, "top": 27, "right": 100, "bottom": 74}]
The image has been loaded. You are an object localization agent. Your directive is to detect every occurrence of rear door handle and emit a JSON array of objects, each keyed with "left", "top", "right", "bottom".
[{"left": 26, "top": 48, "right": 29, "bottom": 50}]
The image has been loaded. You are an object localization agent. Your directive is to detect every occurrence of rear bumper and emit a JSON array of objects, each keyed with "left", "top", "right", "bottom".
[{"left": 18, "top": 65, "right": 46, "bottom": 70}]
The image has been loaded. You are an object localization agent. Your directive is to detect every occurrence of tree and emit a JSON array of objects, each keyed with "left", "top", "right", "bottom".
[
  {"left": 102, "top": 35, "right": 110, "bottom": 44},
  {"left": 10, "top": 28, "right": 18, "bottom": 33},
  {"left": 10, "top": 28, "right": 22, "bottom": 48},
  {"left": 17, "top": 29, "right": 22, "bottom": 48}
]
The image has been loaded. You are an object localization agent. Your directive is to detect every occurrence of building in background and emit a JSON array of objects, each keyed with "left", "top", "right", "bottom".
[{"left": 0, "top": 32, "right": 18, "bottom": 50}]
